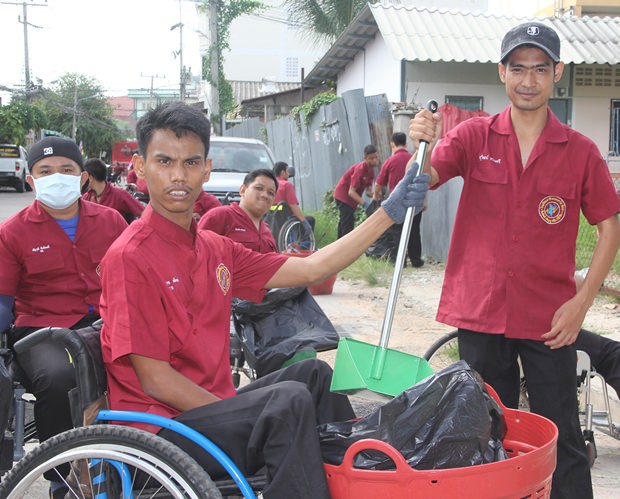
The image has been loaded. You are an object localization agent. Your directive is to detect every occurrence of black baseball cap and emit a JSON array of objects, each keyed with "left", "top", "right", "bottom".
[
  {"left": 28, "top": 137, "right": 84, "bottom": 170},
  {"left": 500, "top": 22, "right": 560, "bottom": 63}
]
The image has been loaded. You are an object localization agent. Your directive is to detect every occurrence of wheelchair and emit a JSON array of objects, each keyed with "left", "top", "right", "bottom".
[
  {"left": 422, "top": 329, "right": 610, "bottom": 468},
  {"left": 263, "top": 202, "right": 315, "bottom": 253},
  {"left": 0, "top": 324, "right": 267, "bottom": 498}
]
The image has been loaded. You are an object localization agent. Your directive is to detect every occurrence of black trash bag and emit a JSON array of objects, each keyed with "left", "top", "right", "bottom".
[
  {"left": 319, "top": 360, "right": 508, "bottom": 470},
  {"left": 232, "top": 287, "right": 339, "bottom": 377},
  {"left": 365, "top": 224, "right": 401, "bottom": 263}
]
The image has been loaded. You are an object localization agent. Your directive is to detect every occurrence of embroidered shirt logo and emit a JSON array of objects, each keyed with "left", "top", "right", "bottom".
[
  {"left": 216, "top": 263, "right": 231, "bottom": 295},
  {"left": 31, "top": 244, "right": 51, "bottom": 253},
  {"left": 165, "top": 277, "right": 180, "bottom": 291},
  {"left": 539, "top": 196, "right": 566, "bottom": 224}
]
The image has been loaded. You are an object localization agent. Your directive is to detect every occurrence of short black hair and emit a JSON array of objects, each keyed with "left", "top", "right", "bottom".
[
  {"left": 84, "top": 158, "right": 108, "bottom": 182},
  {"left": 363, "top": 144, "right": 377, "bottom": 157},
  {"left": 273, "top": 161, "right": 288, "bottom": 177},
  {"left": 243, "top": 168, "right": 278, "bottom": 192},
  {"left": 136, "top": 101, "right": 211, "bottom": 159},
  {"left": 391, "top": 132, "right": 407, "bottom": 147}
]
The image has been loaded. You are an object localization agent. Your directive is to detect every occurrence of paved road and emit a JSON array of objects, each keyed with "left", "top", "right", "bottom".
[{"left": 0, "top": 188, "right": 34, "bottom": 222}]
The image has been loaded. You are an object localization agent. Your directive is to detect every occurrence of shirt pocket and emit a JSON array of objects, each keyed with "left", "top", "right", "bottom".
[
  {"left": 23, "top": 250, "right": 65, "bottom": 275},
  {"left": 468, "top": 162, "right": 509, "bottom": 218},
  {"left": 535, "top": 178, "right": 577, "bottom": 232}
]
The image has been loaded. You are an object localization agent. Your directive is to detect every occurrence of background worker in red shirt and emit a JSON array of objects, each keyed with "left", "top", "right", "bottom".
[
  {"left": 409, "top": 22, "right": 620, "bottom": 499},
  {"left": 273, "top": 161, "right": 314, "bottom": 233},
  {"left": 83, "top": 157, "right": 145, "bottom": 223},
  {"left": 0, "top": 137, "right": 127, "bottom": 498},
  {"left": 198, "top": 169, "right": 278, "bottom": 253},
  {"left": 100, "top": 101, "right": 429, "bottom": 499},
  {"left": 332, "top": 144, "right": 379, "bottom": 238},
  {"left": 373, "top": 132, "right": 424, "bottom": 267},
  {"left": 193, "top": 190, "right": 221, "bottom": 221}
]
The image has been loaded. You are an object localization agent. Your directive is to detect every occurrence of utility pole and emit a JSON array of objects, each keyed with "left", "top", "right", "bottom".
[
  {"left": 141, "top": 73, "right": 165, "bottom": 110},
  {"left": 72, "top": 85, "right": 78, "bottom": 139},
  {"left": 170, "top": 22, "right": 185, "bottom": 101},
  {"left": 208, "top": 0, "right": 220, "bottom": 130},
  {"left": 1, "top": 0, "right": 47, "bottom": 99}
]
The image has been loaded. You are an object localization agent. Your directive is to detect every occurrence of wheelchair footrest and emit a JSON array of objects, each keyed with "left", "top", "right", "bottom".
[{"left": 0, "top": 435, "right": 14, "bottom": 473}]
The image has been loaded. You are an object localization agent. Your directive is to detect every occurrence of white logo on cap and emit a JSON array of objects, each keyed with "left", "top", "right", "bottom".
[
  {"left": 527, "top": 26, "right": 540, "bottom": 36},
  {"left": 43, "top": 147, "right": 53, "bottom": 155}
]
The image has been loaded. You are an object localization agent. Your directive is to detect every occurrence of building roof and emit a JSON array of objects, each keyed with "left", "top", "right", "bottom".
[
  {"left": 304, "top": 3, "right": 620, "bottom": 86},
  {"left": 230, "top": 80, "right": 301, "bottom": 105}
]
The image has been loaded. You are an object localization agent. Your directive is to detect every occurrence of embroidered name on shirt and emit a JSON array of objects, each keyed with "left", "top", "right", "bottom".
[
  {"left": 539, "top": 196, "right": 566, "bottom": 225},
  {"left": 479, "top": 154, "right": 502, "bottom": 165},
  {"left": 32, "top": 244, "right": 51, "bottom": 253},
  {"left": 216, "top": 263, "right": 231, "bottom": 295},
  {"left": 233, "top": 227, "right": 246, "bottom": 232},
  {"left": 166, "top": 277, "right": 180, "bottom": 291}
]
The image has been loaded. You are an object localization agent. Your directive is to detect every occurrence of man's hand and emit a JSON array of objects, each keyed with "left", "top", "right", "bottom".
[
  {"left": 409, "top": 108, "right": 442, "bottom": 150},
  {"left": 302, "top": 219, "right": 313, "bottom": 234},
  {"left": 541, "top": 296, "right": 589, "bottom": 349},
  {"left": 381, "top": 166, "right": 429, "bottom": 224}
]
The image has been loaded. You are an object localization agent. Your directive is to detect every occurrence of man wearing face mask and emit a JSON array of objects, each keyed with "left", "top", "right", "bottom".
[{"left": 0, "top": 136, "right": 127, "bottom": 498}]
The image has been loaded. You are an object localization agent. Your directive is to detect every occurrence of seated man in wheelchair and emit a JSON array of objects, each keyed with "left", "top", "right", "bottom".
[
  {"left": 0, "top": 137, "right": 127, "bottom": 496},
  {"left": 273, "top": 161, "right": 314, "bottom": 233},
  {"left": 100, "top": 101, "right": 429, "bottom": 499}
]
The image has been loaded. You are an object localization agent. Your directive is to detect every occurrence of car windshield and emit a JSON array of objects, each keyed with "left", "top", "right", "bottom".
[
  {"left": 208, "top": 142, "right": 273, "bottom": 173},
  {"left": 0, "top": 146, "right": 20, "bottom": 158}
]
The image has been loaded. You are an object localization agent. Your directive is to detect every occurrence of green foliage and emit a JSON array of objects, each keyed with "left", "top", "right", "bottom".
[
  {"left": 290, "top": 91, "right": 339, "bottom": 128},
  {"left": 576, "top": 213, "right": 620, "bottom": 276},
  {"left": 0, "top": 101, "right": 47, "bottom": 144},
  {"left": 283, "top": 0, "right": 368, "bottom": 44},
  {"left": 340, "top": 255, "right": 394, "bottom": 287},
  {"left": 199, "top": 0, "right": 264, "bottom": 128},
  {"left": 37, "top": 73, "right": 123, "bottom": 159}
]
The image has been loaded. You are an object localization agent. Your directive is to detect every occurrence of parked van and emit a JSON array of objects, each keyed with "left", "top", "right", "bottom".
[
  {"left": 203, "top": 137, "right": 276, "bottom": 204},
  {"left": 0, "top": 144, "right": 30, "bottom": 193}
]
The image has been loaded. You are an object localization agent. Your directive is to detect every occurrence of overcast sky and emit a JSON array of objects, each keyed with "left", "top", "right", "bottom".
[{"left": 0, "top": 0, "right": 203, "bottom": 99}]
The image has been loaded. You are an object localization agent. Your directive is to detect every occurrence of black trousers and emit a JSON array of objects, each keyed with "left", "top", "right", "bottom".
[
  {"left": 574, "top": 329, "right": 620, "bottom": 399},
  {"left": 159, "top": 359, "right": 355, "bottom": 499},
  {"left": 336, "top": 200, "right": 355, "bottom": 239},
  {"left": 458, "top": 329, "right": 592, "bottom": 499},
  {"left": 395, "top": 211, "right": 423, "bottom": 265},
  {"left": 10, "top": 315, "right": 98, "bottom": 444}
]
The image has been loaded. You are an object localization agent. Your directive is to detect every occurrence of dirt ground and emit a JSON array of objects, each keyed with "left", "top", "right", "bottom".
[{"left": 312, "top": 261, "right": 620, "bottom": 498}]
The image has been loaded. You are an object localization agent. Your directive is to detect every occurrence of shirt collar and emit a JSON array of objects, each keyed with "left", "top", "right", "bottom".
[
  {"left": 27, "top": 199, "right": 93, "bottom": 223},
  {"left": 141, "top": 204, "right": 197, "bottom": 247},
  {"left": 491, "top": 105, "right": 568, "bottom": 144}
]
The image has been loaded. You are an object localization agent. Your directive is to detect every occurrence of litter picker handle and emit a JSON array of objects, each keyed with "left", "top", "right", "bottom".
[{"left": 377, "top": 99, "right": 438, "bottom": 350}]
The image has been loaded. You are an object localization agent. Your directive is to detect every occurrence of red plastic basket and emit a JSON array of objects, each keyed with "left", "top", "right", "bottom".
[
  {"left": 284, "top": 249, "right": 338, "bottom": 295},
  {"left": 324, "top": 385, "right": 558, "bottom": 499}
]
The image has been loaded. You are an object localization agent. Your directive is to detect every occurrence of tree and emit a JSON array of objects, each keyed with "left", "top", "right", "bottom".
[
  {"left": 200, "top": 0, "right": 264, "bottom": 131},
  {"left": 282, "top": 0, "right": 368, "bottom": 44},
  {"left": 0, "top": 101, "right": 47, "bottom": 145},
  {"left": 36, "top": 73, "right": 123, "bottom": 160}
]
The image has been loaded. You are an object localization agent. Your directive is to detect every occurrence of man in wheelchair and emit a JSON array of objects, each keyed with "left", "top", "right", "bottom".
[
  {"left": 99, "top": 101, "right": 429, "bottom": 498},
  {"left": 0, "top": 137, "right": 128, "bottom": 496}
]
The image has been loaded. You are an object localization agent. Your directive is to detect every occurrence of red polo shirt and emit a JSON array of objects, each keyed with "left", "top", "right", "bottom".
[
  {"left": 193, "top": 190, "right": 221, "bottom": 218},
  {"left": 83, "top": 182, "right": 145, "bottom": 220},
  {"left": 274, "top": 178, "right": 299, "bottom": 205},
  {"left": 376, "top": 148, "right": 412, "bottom": 191},
  {"left": 0, "top": 200, "right": 127, "bottom": 328},
  {"left": 432, "top": 106, "right": 620, "bottom": 340},
  {"left": 333, "top": 161, "right": 375, "bottom": 209},
  {"left": 198, "top": 202, "right": 277, "bottom": 254},
  {"left": 100, "top": 205, "right": 287, "bottom": 431}
]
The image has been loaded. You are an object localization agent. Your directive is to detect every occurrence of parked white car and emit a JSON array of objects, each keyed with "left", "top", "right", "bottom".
[
  {"left": 203, "top": 137, "right": 276, "bottom": 204},
  {"left": 0, "top": 144, "right": 30, "bottom": 193}
]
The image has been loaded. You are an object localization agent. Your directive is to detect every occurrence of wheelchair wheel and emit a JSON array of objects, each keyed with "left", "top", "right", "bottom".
[
  {"left": 277, "top": 218, "right": 316, "bottom": 252},
  {"left": 423, "top": 330, "right": 459, "bottom": 372},
  {"left": 0, "top": 424, "right": 222, "bottom": 498}
]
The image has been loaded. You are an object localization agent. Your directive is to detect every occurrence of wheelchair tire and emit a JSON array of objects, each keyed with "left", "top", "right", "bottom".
[
  {"left": 423, "top": 330, "right": 459, "bottom": 372},
  {"left": 0, "top": 424, "right": 222, "bottom": 498},
  {"left": 277, "top": 218, "right": 316, "bottom": 252}
]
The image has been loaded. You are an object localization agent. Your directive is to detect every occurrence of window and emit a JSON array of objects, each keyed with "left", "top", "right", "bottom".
[
  {"left": 611, "top": 99, "right": 620, "bottom": 156},
  {"left": 285, "top": 57, "right": 299, "bottom": 79},
  {"left": 445, "top": 95, "right": 484, "bottom": 111}
]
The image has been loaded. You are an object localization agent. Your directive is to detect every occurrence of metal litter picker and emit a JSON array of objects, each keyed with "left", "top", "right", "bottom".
[{"left": 331, "top": 100, "right": 438, "bottom": 400}]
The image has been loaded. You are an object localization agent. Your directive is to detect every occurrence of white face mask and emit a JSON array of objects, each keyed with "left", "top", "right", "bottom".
[{"left": 33, "top": 172, "right": 82, "bottom": 210}]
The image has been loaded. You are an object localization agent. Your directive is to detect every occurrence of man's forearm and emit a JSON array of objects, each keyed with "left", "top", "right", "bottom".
[{"left": 289, "top": 203, "right": 305, "bottom": 222}]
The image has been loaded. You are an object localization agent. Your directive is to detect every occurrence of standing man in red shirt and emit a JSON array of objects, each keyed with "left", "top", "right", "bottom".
[
  {"left": 333, "top": 144, "right": 379, "bottom": 238},
  {"left": 410, "top": 22, "right": 620, "bottom": 499},
  {"left": 373, "top": 132, "right": 424, "bottom": 267},
  {"left": 100, "top": 101, "right": 429, "bottom": 499},
  {"left": 198, "top": 169, "right": 278, "bottom": 253},
  {"left": 0, "top": 137, "right": 127, "bottom": 497},
  {"left": 83, "top": 157, "right": 145, "bottom": 223}
]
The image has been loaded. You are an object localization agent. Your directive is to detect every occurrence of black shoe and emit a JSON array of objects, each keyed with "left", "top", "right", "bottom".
[
  {"left": 411, "top": 258, "right": 425, "bottom": 268},
  {"left": 49, "top": 483, "right": 69, "bottom": 499}
]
